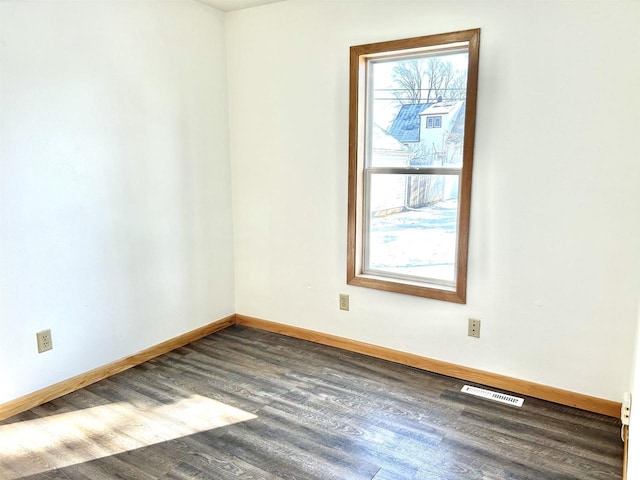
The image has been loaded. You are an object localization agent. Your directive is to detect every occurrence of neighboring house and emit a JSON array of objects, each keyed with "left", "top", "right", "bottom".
[
  {"left": 371, "top": 124, "right": 414, "bottom": 167},
  {"left": 370, "top": 124, "right": 413, "bottom": 215},
  {"left": 386, "top": 99, "right": 466, "bottom": 209},
  {"left": 388, "top": 99, "right": 465, "bottom": 166},
  {"left": 418, "top": 100, "right": 465, "bottom": 166}
]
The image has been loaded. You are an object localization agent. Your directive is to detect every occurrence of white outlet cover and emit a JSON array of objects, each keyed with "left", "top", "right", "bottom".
[{"left": 37, "top": 329, "right": 53, "bottom": 353}]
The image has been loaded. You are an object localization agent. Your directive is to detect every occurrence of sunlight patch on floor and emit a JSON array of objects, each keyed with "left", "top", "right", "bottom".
[{"left": 0, "top": 395, "right": 257, "bottom": 479}]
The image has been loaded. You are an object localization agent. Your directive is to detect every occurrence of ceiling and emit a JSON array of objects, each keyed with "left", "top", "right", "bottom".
[{"left": 196, "top": 0, "right": 286, "bottom": 12}]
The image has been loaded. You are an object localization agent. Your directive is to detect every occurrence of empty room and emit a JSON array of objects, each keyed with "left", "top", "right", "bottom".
[{"left": 1, "top": 0, "right": 640, "bottom": 478}]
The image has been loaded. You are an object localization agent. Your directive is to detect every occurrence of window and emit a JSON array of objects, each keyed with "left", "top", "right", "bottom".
[
  {"left": 426, "top": 116, "right": 442, "bottom": 128},
  {"left": 347, "top": 29, "right": 480, "bottom": 303}
]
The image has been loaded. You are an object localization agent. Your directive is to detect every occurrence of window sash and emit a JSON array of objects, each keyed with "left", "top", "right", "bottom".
[
  {"left": 365, "top": 167, "right": 462, "bottom": 175},
  {"left": 362, "top": 171, "right": 461, "bottom": 289},
  {"left": 362, "top": 268, "right": 457, "bottom": 290}
]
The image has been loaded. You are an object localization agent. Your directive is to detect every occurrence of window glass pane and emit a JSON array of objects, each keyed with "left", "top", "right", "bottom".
[
  {"left": 369, "top": 52, "right": 468, "bottom": 169},
  {"left": 366, "top": 174, "right": 459, "bottom": 284}
]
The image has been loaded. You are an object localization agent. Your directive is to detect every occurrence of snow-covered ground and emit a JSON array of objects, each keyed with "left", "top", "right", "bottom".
[{"left": 368, "top": 200, "right": 458, "bottom": 283}]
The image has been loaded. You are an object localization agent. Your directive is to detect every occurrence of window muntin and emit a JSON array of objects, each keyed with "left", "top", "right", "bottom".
[{"left": 347, "top": 30, "right": 480, "bottom": 303}]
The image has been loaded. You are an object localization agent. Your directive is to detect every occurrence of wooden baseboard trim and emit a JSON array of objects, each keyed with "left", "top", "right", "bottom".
[
  {"left": 236, "top": 314, "right": 621, "bottom": 418},
  {"left": 0, "top": 315, "right": 236, "bottom": 422},
  {"left": 1, "top": 313, "right": 621, "bottom": 421}
]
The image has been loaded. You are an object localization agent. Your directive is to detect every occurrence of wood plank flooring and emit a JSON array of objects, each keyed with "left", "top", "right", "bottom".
[{"left": 0, "top": 325, "right": 623, "bottom": 479}]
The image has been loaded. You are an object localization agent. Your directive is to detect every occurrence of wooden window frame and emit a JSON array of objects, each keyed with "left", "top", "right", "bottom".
[{"left": 347, "top": 29, "right": 480, "bottom": 303}]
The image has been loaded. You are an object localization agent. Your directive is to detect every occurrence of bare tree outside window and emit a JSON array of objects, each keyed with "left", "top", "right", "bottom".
[{"left": 392, "top": 57, "right": 468, "bottom": 106}]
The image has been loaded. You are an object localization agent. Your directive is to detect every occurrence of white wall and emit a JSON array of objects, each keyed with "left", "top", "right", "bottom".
[
  {"left": 2, "top": 0, "right": 638, "bottom": 408},
  {"left": 227, "top": 0, "right": 640, "bottom": 401},
  {"left": 0, "top": 1, "right": 235, "bottom": 403}
]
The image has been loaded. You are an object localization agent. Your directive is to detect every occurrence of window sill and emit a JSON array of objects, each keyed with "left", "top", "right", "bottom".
[{"left": 347, "top": 272, "right": 465, "bottom": 303}]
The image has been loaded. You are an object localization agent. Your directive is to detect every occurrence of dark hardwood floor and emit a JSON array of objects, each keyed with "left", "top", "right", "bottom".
[{"left": 0, "top": 325, "right": 623, "bottom": 479}]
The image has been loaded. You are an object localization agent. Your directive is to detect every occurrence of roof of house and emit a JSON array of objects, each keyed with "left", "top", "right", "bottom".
[
  {"left": 387, "top": 103, "right": 431, "bottom": 143},
  {"left": 372, "top": 124, "right": 412, "bottom": 154},
  {"left": 419, "top": 101, "right": 460, "bottom": 116},
  {"left": 388, "top": 100, "right": 467, "bottom": 143}
]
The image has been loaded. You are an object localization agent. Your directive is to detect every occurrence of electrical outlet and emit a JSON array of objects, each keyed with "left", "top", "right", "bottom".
[
  {"left": 36, "top": 329, "right": 53, "bottom": 353},
  {"left": 622, "top": 392, "right": 631, "bottom": 426},
  {"left": 468, "top": 319, "right": 481, "bottom": 338},
  {"left": 339, "top": 293, "right": 349, "bottom": 311}
]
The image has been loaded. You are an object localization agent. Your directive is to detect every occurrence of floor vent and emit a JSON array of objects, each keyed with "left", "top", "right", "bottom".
[{"left": 461, "top": 385, "right": 524, "bottom": 407}]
